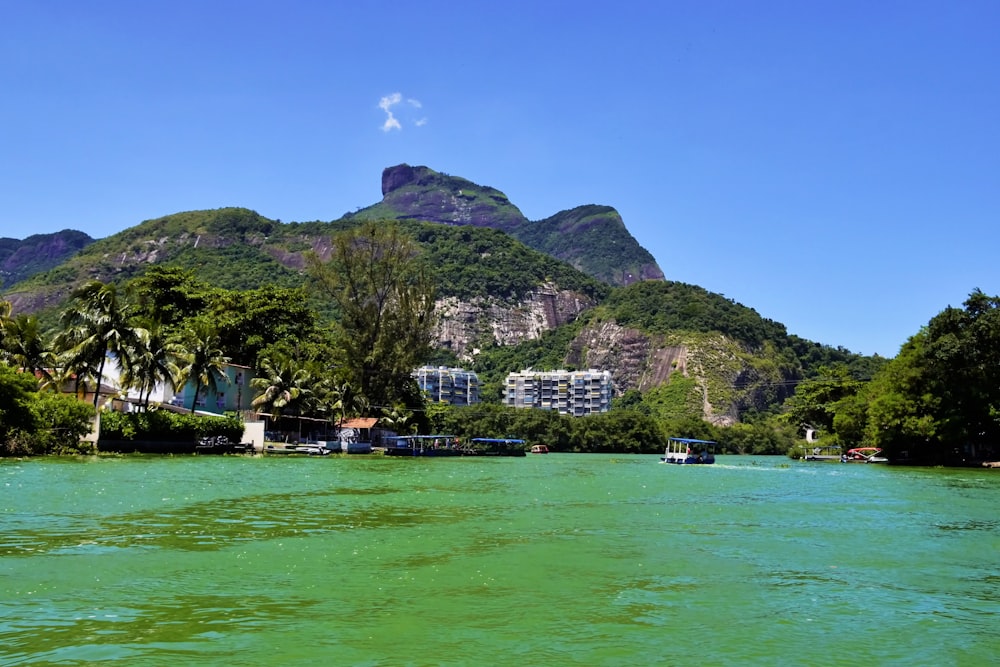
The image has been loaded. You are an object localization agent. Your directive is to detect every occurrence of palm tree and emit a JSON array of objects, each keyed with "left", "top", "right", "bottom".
[
  {"left": 250, "top": 355, "right": 314, "bottom": 419},
  {"left": 55, "top": 280, "right": 146, "bottom": 409},
  {"left": 326, "top": 379, "right": 369, "bottom": 426},
  {"left": 0, "top": 314, "right": 56, "bottom": 387},
  {"left": 174, "top": 321, "right": 231, "bottom": 414}
]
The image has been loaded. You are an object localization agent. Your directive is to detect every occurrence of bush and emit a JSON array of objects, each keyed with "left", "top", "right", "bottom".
[
  {"left": 0, "top": 363, "right": 96, "bottom": 456},
  {"left": 99, "top": 409, "right": 243, "bottom": 443}
]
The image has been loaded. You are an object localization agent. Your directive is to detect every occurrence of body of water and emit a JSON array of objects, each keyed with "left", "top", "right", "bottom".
[{"left": 2, "top": 454, "right": 997, "bottom": 665}]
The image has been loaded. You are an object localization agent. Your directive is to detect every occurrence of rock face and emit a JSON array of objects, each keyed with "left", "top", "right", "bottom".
[
  {"left": 377, "top": 164, "right": 528, "bottom": 231},
  {"left": 0, "top": 230, "right": 94, "bottom": 287},
  {"left": 435, "top": 284, "right": 598, "bottom": 359},
  {"left": 564, "top": 319, "right": 792, "bottom": 425}
]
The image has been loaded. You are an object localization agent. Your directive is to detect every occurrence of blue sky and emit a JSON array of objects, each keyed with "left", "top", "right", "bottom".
[{"left": 3, "top": 1, "right": 998, "bottom": 358}]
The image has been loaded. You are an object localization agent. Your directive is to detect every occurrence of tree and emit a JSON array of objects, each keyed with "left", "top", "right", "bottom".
[
  {"left": 54, "top": 280, "right": 146, "bottom": 409},
  {"left": 780, "top": 364, "right": 863, "bottom": 446},
  {"left": 209, "top": 286, "right": 319, "bottom": 367},
  {"left": 120, "top": 318, "right": 182, "bottom": 409},
  {"left": 174, "top": 321, "right": 230, "bottom": 413},
  {"left": 0, "top": 361, "right": 93, "bottom": 456},
  {"left": 306, "top": 221, "right": 437, "bottom": 412},
  {"left": 0, "top": 361, "right": 38, "bottom": 444},
  {"left": 128, "top": 266, "right": 215, "bottom": 328},
  {"left": 863, "top": 334, "right": 939, "bottom": 458},
  {"left": 250, "top": 354, "right": 314, "bottom": 419}
]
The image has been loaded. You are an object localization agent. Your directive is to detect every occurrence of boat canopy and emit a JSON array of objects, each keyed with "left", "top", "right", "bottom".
[
  {"left": 470, "top": 438, "right": 525, "bottom": 444},
  {"left": 667, "top": 438, "right": 716, "bottom": 445}
]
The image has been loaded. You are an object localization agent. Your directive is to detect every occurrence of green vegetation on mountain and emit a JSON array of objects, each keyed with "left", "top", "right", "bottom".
[
  {"left": 402, "top": 222, "right": 609, "bottom": 302},
  {"left": 512, "top": 205, "right": 663, "bottom": 285},
  {"left": 598, "top": 281, "right": 786, "bottom": 348}
]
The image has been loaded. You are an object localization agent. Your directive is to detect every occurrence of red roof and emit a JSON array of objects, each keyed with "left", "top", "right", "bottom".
[{"left": 339, "top": 417, "right": 378, "bottom": 429}]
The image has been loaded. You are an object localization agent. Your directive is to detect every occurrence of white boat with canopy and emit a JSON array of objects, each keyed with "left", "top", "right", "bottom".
[{"left": 660, "top": 437, "right": 716, "bottom": 464}]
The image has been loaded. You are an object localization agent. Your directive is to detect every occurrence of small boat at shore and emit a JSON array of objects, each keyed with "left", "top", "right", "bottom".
[
  {"left": 660, "top": 437, "right": 716, "bottom": 464},
  {"left": 469, "top": 438, "right": 527, "bottom": 457},
  {"left": 803, "top": 444, "right": 842, "bottom": 462},
  {"left": 263, "top": 443, "right": 331, "bottom": 456},
  {"left": 530, "top": 444, "right": 549, "bottom": 454},
  {"left": 383, "top": 435, "right": 464, "bottom": 457},
  {"left": 844, "top": 447, "right": 888, "bottom": 464}
]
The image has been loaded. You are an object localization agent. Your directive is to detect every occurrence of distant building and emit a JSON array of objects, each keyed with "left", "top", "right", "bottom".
[
  {"left": 415, "top": 366, "right": 480, "bottom": 405},
  {"left": 504, "top": 369, "right": 612, "bottom": 416}
]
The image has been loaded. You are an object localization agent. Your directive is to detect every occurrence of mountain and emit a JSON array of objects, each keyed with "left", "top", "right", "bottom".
[
  {"left": 349, "top": 164, "right": 664, "bottom": 286},
  {"left": 0, "top": 230, "right": 94, "bottom": 288},
  {"left": 0, "top": 167, "right": 874, "bottom": 424}
]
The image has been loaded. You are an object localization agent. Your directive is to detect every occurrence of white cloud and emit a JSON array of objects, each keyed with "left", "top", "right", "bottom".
[
  {"left": 379, "top": 93, "right": 402, "bottom": 132},
  {"left": 378, "top": 93, "right": 426, "bottom": 131}
]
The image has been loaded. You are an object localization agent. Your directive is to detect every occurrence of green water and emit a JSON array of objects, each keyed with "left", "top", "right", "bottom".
[{"left": 2, "top": 455, "right": 998, "bottom": 666}]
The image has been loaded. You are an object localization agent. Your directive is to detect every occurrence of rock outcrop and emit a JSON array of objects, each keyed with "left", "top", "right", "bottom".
[
  {"left": 0, "top": 230, "right": 94, "bottom": 287},
  {"left": 359, "top": 164, "right": 664, "bottom": 287},
  {"left": 435, "top": 284, "right": 598, "bottom": 359}
]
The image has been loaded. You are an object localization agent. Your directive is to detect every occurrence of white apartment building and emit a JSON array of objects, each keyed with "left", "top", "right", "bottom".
[
  {"left": 414, "top": 366, "right": 480, "bottom": 406},
  {"left": 504, "top": 369, "right": 612, "bottom": 416}
]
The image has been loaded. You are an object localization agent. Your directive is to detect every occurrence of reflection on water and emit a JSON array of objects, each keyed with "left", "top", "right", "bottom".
[{"left": 1, "top": 455, "right": 998, "bottom": 665}]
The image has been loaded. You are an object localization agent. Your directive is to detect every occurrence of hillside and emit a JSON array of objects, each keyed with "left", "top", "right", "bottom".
[
  {"left": 470, "top": 281, "right": 871, "bottom": 424},
  {"left": 0, "top": 230, "right": 94, "bottom": 288},
  {"left": 512, "top": 205, "right": 663, "bottom": 285}
]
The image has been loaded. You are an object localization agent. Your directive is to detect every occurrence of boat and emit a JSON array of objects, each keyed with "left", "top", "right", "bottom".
[
  {"left": 844, "top": 447, "right": 888, "bottom": 464},
  {"left": 530, "top": 444, "right": 549, "bottom": 454},
  {"left": 469, "top": 438, "right": 527, "bottom": 457},
  {"left": 263, "top": 443, "right": 332, "bottom": 456},
  {"left": 803, "top": 444, "right": 843, "bottom": 462},
  {"left": 660, "top": 437, "right": 716, "bottom": 464},
  {"left": 383, "top": 435, "right": 464, "bottom": 457}
]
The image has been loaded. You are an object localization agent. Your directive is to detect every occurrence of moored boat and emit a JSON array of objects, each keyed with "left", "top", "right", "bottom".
[
  {"left": 263, "top": 443, "right": 332, "bottom": 456},
  {"left": 844, "top": 447, "right": 888, "bottom": 463},
  {"left": 469, "top": 438, "right": 527, "bottom": 457},
  {"left": 803, "top": 444, "right": 843, "bottom": 462},
  {"left": 530, "top": 444, "right": 549, "bottom": 454},
  {"left": 660, "top": 437, "right": 716, "bottom": 464},
  {"left": 383, "top": 435, "right": 464, "bottom": 457}
]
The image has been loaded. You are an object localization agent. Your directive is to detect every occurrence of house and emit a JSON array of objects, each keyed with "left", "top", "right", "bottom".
[
  {"left": 168, "top": 364, "right": 253, "bottom": 414},
  {"left": 97, "top": 357, "right": 254, "bottom": 415}
]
